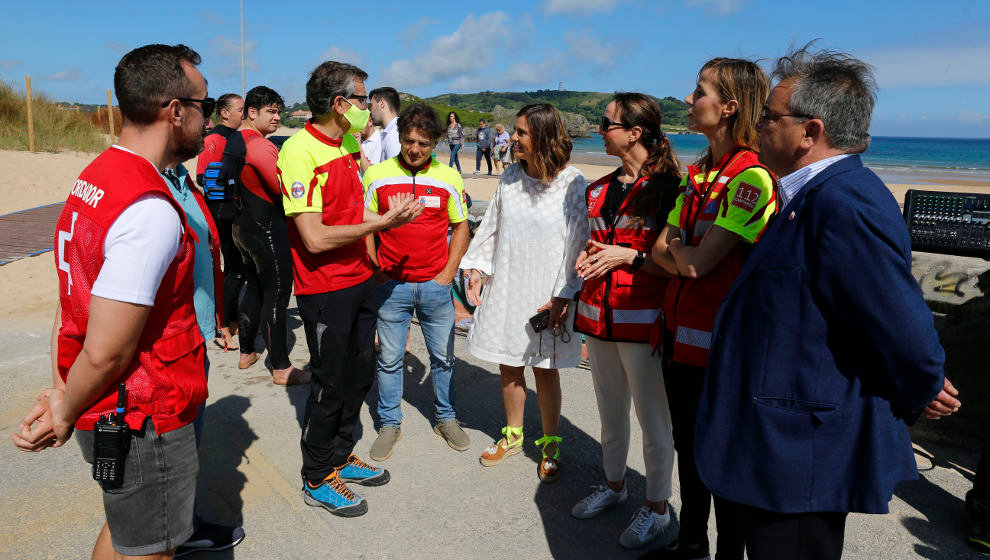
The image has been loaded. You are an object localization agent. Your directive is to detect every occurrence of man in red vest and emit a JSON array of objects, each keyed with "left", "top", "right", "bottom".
[{"left": 11, "top": 44, "right": 213, "bottom": 560}]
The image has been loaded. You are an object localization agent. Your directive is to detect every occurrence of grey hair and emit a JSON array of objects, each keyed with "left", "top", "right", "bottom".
[
  {"left": 306, "top": 60, "right": 368, "bottom": 119},
  {"left": 772, "top": 44, "right": 877, "bottom": 152}
]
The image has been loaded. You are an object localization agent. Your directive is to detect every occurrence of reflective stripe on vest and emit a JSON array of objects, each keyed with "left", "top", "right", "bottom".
[
  {"left": 613, "top": 308, "right": 660, "bottom": 325},
  {"left": 676, "top": 326, "right": 712, "bottom": 350},
  {"left": 589, "top": 216, "right": 608, "bottom": 232},
  {"left": 578, "top": 300, "right": 601, "bottom": 322}
]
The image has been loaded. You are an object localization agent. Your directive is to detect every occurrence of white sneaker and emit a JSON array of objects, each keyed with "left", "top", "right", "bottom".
[
  {"left": 618, "top": 505, "right": 679, "bottom": 549},
  {"left": 571, "top": 484, "right": 628, "bottom": 519},
  {"left": 473, "top": 170, "right": 481, "bottom": 175}
]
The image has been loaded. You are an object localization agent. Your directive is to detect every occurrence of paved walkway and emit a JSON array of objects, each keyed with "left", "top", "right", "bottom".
[
  {"left": 0, "top": 203, "right": 63, "bottom": 265},
  {"left": 0, "top": 307, "right": 981, "bottom": 560}
]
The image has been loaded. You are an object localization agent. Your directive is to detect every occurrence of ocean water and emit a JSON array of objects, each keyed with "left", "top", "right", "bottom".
[{"left": 570, "top": 135, "right": 990, "bottom": 182}]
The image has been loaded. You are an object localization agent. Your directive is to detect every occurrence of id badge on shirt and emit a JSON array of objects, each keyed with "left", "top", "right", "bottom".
[{"left": 418, "top": 195, "right": 442, "bottom": 208}]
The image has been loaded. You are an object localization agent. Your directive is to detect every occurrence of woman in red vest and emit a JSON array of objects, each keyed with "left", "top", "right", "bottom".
[
  {"left": 644, "top": 59, "right": 776, "bottom": 560},
  {"left": 570, "top": 93, "right": 682, "bottom": 550}
]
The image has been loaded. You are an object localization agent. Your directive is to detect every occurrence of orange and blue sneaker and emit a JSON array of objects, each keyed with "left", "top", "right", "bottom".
[
  {"left": 302, "top": 469, "right": 367, "bottom": 517},
  {"left": 338, "top": 454, "right": 390, "bottom": 486}
]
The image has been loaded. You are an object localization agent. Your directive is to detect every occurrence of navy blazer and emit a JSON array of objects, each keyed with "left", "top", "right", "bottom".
[{"left": 694, "top": 155, "right": 945, "bottom": 514}]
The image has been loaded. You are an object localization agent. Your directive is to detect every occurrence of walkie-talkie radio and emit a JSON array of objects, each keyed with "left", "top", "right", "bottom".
[{"left": 92, "top": 383, "right": 130, "bottom": 489}]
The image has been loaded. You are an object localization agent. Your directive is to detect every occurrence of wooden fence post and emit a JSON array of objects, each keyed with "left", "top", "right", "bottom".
[
  {"left": 25, "top": 75, "right": 35, "bottom": 152},
  {"left": 106, "top": 89, "right": 115, "bottom": 142}
]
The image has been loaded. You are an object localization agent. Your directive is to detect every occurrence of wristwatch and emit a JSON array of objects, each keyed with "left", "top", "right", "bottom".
[{"left": 630, "top": 250, "right": 646, "bottom": 270}]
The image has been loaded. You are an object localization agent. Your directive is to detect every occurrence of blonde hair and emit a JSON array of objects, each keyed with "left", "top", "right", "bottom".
[
  {"left": 696, "top": 57, "right": 769, "bottom": 171},
  {"left": 515, "top": 103, "right": 571, "bottom": 183}
]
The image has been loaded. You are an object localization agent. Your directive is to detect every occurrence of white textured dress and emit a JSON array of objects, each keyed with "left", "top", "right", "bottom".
[{"left": 460, "top": 163, "right": 589, "bottom": 368}]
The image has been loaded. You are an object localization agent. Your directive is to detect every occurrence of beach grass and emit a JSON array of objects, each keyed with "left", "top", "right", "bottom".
[{"left": 0, "top": 80, "right": 109, "bottom": 153}]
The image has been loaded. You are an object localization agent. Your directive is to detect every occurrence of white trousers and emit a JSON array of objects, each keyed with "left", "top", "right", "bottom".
[{"left": 586, "top": 337, "right": 674, "bottom": 502}]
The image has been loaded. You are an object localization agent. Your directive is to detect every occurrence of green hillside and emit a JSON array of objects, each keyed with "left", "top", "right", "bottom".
[
  {"left": 426, "top": 90, "right": 689, "bottom": 129},
  {"left": 280, "top": 90, "right": 689, "bottom": 131}
]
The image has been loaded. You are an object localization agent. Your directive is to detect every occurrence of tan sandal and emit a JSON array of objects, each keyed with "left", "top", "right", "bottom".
[{"left": 480, "top": 425, "right": 523, "bottom": 466}]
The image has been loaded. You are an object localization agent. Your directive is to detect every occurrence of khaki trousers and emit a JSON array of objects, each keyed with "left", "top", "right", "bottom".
[{"left": 586, "top": 337, "right": 674, "bottom": 502}]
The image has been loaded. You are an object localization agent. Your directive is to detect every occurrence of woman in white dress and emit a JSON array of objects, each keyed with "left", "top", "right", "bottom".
[{"left": 462, "top": 103, "right": 589, "bottom": 482}]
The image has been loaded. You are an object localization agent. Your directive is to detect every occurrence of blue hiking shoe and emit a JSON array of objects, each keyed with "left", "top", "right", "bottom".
[
  {"left": 339, "top": 454, "right": 391, "bottom": 486},
  {"left": 302, "top": 470, "right": 367, "bottom": 517}
]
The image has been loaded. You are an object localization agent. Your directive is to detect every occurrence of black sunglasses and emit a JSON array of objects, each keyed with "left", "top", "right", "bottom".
[
  {"left": 600, "top": 116, "right": 629, "bottom": 131},
  {"left": 162, "top": 96, "right": 216, "bottom": 119},
  {"left": 758, "top": 108, "right": 814, "bottom": 123},
  {"left": 346, "top": 94, "right": 369, "bottom": 105}
]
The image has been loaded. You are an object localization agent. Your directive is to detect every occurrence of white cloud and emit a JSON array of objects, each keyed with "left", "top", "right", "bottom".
[
  {"left": 380, "top": 12, "right": 510, "bottom": 89},
  {"left": 863, "top": 43, "right": 990, "bottom": 87},
  {"left": 450, "top": 55, "right": 570, "bottom": 91},
  {"left": 201, "top": 9, "right": 224, "bottom": 26},
  {"left": 401, "top": 17, "right": 441, "bottom": 44},
  {"left": 36, "top": 68, "right": 86, "bottom": 82},
  {"left": 319, "top": 46, "right": 364, "bottom": 66},
  {"left": 565, "top": 29, "right": 622, "bottom": 70},
  {"left": 958, "top": 110, "right": 989, "bottom": 126},
  {"left": 543, "top": 0, "right": 627, "bottom": 15},
  {"left": 686, "top": 0, "right": 743, "bottom": 15},
  {"left": 0, "top": 59, "right": 20, "bottom": 69},
  {"left": 208, "top": 35, "right": 258, "bottom": 78}
]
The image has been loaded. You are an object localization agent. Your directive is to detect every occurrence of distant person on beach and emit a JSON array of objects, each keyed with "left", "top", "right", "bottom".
[
  {"left": 196, "top": 92, "right": 245, "bottom": 351},
  {"left": 493, "top": 123, "right": 510, "bottom": 174},
  {"left": 445, "top": 111, "right": 464, "bottom": 173},
  {"left": 369, "top": 86, "right": 401, "bottom": 162},
  {"left": 363, "top": 102, "right": 471, "bottom": 462},
  {"left": 645, "top": 57, "right": 776, "bottom": 560},
  {"left": 231, "top": 85, "right": 306, "bottom": 385},
  {"left": 475, "top": 118, "right": 493, "bottom": 175},
  {"left": 691, "top": 45, "right": 959, "bottom": 560},
  {"left": 461, "top": 103, "right": 588, "bottom": 482},
  {"left": 11, "top": 43, "right": 211, "bottom": 559},
  {"left": 277, "top": 60, "right": 422, "bottom": 517},
  {"left": 161, "top": 158, "right": 245, "bottom": 557},
  {"left": 571, "top": 93, "right": 681, "bottom": 550}
]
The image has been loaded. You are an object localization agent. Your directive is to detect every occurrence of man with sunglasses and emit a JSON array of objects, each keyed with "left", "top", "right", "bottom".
[
  {"left": 277, "top": 60, "right": 423, "bottom": 517},
  {"left": 12, "top": 44, "right": 215, "bottom": 559}
]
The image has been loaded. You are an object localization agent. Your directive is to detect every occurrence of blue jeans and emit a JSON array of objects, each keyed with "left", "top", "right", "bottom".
[
  {"left": 448, "top": 143, "right": 462, "bottom": 172},
  {"left": 375, "top": 278, "right": 457, "bottom": 427}
]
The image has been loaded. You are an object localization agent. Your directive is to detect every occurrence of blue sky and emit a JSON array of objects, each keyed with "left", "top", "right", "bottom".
[{"left": 2, "top": 0, "right": 988, "bottom": 138}]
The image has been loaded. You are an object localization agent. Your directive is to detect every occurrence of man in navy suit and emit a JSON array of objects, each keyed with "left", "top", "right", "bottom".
[{"left": 693, "top": 46, "right": 962, "bottom": 560}]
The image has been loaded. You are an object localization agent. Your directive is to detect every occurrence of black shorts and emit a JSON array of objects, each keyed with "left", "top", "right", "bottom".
[{"left": 77, "top": 421, "right": 198, "bottom": 555}]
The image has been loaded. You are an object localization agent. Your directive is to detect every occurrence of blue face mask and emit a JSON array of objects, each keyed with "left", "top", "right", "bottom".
[{"left": 343, "top": 100, "right": 370, "bottom": 134}]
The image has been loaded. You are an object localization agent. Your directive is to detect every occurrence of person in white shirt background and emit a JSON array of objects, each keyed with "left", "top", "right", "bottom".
[{"left": 369, "top": 86, "right": 401, "bottom": 164}]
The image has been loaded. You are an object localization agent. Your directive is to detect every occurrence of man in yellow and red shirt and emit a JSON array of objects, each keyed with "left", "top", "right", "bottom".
[
  {"left": 362, "top": 103, "right": 471, "bottom": 462},
  {"left": 277, "top": 60, "right": 422, "bottom": 518}
]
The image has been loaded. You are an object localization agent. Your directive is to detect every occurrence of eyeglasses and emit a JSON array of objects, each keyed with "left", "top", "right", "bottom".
[
  {"left": 599, "top": 116, "right": 629, "bottom": 131},
  {"left": 347, "top": 94, "right": 369, "bottom": 105},
  {"left": 162, "top": 96, "right": 216, "bottom": 119},
  {"left": 758, "top": 109, "right": 813, "bottom": 123}
]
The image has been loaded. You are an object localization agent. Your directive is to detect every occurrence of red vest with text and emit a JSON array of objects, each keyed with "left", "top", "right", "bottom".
[
  {"left": 660, "top": 149, "right": 776, "bottom": 367},
  {"left": 575, "top": 173, "right": 667, "bottom": 342},
  {"left": 54, "top": 147, "right": 207, "bottom": 434}
]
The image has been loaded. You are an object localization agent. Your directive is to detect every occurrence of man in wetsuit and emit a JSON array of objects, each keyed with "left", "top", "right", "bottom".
[
  {"left": 196, "top": 93, "right": 245, "bottom": 350},
  {"left": 232, "top": 85, "right": 306, "bottom": 384}
]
